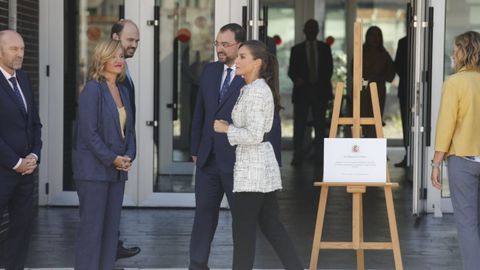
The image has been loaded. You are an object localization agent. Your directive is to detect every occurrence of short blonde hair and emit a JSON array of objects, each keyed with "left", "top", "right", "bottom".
[
  {"left": 89, "top": 40, "right": 126, "bottom": 82},
  {"left": 453, "top": 31, "right": 480, "bottom": 72}
]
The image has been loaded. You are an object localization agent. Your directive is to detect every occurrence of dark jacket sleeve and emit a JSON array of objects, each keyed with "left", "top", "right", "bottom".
[
  {"left": 324, "top": 43, "right": 334, "bottom": 82},
  {"left": 25, "top": 73, "right": 43, "bottom": 161},
  {"left": 78, "top": 82, "right": 117, "bottom": 166},
  {"left": 121, "top": 84, "right": 136, "bottom": 161},
  {"left": 384, "top": 51, "right": 396, "bottom": 83},
  {"left": 271, "top": 111, "right": 282, "bottom": 166},
  {"left": 190, "top": 66, "right": 207, "bottom": 156},
  {"left": 288, "top": 46, "right": 299, "bottom": 82},
  {"left": 394, "top": 37, "right": 407, "bottom": 79},
  {"left": 0, "top": 137, "right": 20, "bottom": 169}
]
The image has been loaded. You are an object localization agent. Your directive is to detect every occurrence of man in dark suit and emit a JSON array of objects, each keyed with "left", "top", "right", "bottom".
[
  {"left": 288, "top": 19, "right": 333, "bottom": 166},
  {"left": 394, "top": 36, "right": 408, "bottom": 167},
  {"left": 189, "top": 23, "right": 281, "bottom": 270},
  {"left": 0, "top": 30, "right": 42, "bottom": 270},
  {"left": 110, "top": 19, "right": 141, "bottom": 259}
]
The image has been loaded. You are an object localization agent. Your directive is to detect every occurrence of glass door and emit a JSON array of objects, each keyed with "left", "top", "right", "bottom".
[
  {"left": 134, "top": 0, "right": 250, "bottom": 206},
  {"left": 425, "top": 0, "right": 479, "bottom": 215},
  {"left": 39, "top": 0, "right": 140, "bottom": 206}
]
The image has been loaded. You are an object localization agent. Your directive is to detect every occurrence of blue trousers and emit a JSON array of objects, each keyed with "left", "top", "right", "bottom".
[
  {"left": 189, "top": 155, "right": 234, "bottom": 270},
  {"left": 75, "top": 180, "right": 125, "bottom": 270}
]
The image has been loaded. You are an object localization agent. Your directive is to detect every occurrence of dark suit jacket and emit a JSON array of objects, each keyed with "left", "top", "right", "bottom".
[
  {"left": 73, "top": 80, "right": 136, "bottom": 182},
  {"left": 0, "top": 70, "right": 42, "bottom": 178},
  {"left": 119, "top": 72, "right": 135, "bottom": 122},
  {"left": 288, "top": 40, "right": 333, "bottom": 103},
  {"left": 191, "top": 62, "right": 282, "bottom": 173},
  {"left": 394, "top": 36, "right": 407, "bottom": 100}
]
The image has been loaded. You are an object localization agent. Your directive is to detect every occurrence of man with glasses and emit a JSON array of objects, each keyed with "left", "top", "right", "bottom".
[{"left": 189, "top": 23, "right": 282, "bottom": 270}]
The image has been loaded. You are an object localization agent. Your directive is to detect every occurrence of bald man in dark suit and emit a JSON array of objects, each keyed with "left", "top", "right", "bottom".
[{"left": 0, "top": 30, "right": 42, "bottom": 270}]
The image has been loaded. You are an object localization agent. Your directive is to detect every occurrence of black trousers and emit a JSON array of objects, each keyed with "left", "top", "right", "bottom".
[
  {"left": 293, "top": 97, "right": 328, "bottom": 162},
  {"left": 232, "top": 191, "right": 303, "bottom": 270},
  {"left": 0, "top": 174, "right": 34, "bottom": 270}
]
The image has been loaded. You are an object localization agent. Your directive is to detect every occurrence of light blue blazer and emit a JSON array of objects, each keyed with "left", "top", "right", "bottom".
[{"left": 73, "top": 80, "right": 136, "bottom": 182}]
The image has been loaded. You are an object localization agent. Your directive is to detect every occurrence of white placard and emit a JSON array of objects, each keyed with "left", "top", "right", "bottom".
[{"left": 323, "top": 138, "right": 387, "bottom": 183}]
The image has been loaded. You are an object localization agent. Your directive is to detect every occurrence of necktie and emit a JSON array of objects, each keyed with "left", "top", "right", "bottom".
[
  {"left": 219, "top": 68, "right": 232, "bottom": 103},
  {"left": 8, "top": 77, "right": 27, "bottom": 113},
  {"left": 308, "top": 42, "right": 318, "bottom": 83}
]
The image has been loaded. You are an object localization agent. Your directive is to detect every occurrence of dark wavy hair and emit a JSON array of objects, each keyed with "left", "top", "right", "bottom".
[
  {"left": 239, "top": 40, "right": 281, "bottom": 112},
  {"left": 364, "top": 26, "right": 385, "bottom": 51}
]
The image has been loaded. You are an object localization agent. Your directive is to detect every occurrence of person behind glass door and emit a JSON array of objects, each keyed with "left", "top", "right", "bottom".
[
  {"left": 110, "top": 19, "right": 142, "bottom": 260},
  {"left": 189, "top": 23, "right": 282, "bottom": 270},
  {"left": 0, "top": 30, "right": 42, "bottom": 270},
  {"left": 361, "top": 26, "right": 395, "bottom": 138},
  {"left": 288, "top": 19, "right": 333, "bottom": 167},
  {"left": 394, "top": 35, "right": 408, "bottom": 167},
  {"left": 431, "top": 31, "right": 480, "bottom": 270},
  {"left": 214, "top": 40, "right": 303, "bottom": 270},
  {"left": 73, "top": 40, "right": 136, "bottom": 270}
]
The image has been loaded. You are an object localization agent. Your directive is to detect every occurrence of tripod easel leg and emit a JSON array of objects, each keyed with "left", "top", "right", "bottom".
[
  {"left": 385, "top": 185, "right": 403, "bottom": 270},
  {"left": 309, "top": 186, "right": 329, "bottom": 270},
  {"left": 349, "top": 186, "right": 365, "bottom": 270},
  {"left": 356, "top": 192, "right": 365, "bottom": 269}
]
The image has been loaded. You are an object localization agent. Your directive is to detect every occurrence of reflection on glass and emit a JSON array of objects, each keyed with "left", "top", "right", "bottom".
[
  {"left": 357, "top": 3, "right": 406, "bottom": 139},
  {"left": 172, "top": 0, "right": 215, "bottom": 162},
  {"left": 153, "top": 0, "right": 214, "bottom": 193},
  {"left": 442, "top": 0, "right": 480, "bottom": 197},
  {"left": 63, "top": 0, "right": 123, "bottom": 191},
  {"left": 264, "top": 4, "right": 295, "bottom": 138}
]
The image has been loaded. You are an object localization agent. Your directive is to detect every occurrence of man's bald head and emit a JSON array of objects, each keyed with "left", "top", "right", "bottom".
[
  {"left": 0, "top": 30, "right": 24, "bottom": 48},
  {"left": 111, "top": 19, "right": 140, "bottom": 58},
  {"left": 0, "top": 30, "right": 25, "bottom": 74}
]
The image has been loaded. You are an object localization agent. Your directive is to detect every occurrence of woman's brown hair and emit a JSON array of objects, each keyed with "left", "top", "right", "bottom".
[
  {"left": 239, "top": 40, "right": 281, "bottom": 112},
  {"left": 453, "top": 31, "right": 480, "bottom": 72}
]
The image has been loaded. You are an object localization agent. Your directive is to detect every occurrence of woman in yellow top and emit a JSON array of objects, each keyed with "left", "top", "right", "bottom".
[{"left": 431, "top": 31, "right": 480, "bottom": 270}]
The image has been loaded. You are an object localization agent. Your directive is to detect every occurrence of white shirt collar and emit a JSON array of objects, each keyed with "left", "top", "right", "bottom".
[
  {"left": 0, "top": 65, "right": 16, "bottom": 81},
  {"left": 223, "top": 64, "right": 236, "bottom": 73}
]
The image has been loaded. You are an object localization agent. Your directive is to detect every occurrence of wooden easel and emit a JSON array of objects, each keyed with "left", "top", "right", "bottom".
[{"left": 308, "top": 22, "right": 403, "bottom": 270}]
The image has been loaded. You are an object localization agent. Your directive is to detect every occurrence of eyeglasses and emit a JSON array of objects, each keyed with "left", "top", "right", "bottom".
[{"left": 213, "top": 41, "right": 239, "bottom": 48}]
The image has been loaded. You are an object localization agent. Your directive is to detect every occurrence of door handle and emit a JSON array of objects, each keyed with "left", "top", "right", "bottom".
[
  {"left": 146, "top": 120, "right": 158, "bottom": 127},
  {"left": 166, "top": 103, "right": 177, "bottom": 109}
]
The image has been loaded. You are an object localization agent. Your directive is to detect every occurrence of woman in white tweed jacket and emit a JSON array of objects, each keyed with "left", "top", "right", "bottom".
[{"left": 214, "top": 40, "right": 303, "bottom": 270}]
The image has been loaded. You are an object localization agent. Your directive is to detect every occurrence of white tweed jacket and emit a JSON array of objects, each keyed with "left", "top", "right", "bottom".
[{"left": 227, "top": 78, "right": 282, "bottom": 193}]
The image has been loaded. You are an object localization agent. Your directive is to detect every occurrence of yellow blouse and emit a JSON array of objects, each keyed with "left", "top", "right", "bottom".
[
  {"left": 435, "top": 68, "right": 480, "bottom": 157},
  {"left": 118, "top": 106, "right": 127, "bottom": 138}
]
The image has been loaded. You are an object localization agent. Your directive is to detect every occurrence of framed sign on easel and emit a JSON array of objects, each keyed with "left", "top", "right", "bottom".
[{"left": 308, "top": 21, "right": 403, "bottom": 270}]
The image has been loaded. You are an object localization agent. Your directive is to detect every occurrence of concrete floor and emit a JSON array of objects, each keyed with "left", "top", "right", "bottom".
[{"left": 3, "top": 149, "right": 462, "bottom": 269}]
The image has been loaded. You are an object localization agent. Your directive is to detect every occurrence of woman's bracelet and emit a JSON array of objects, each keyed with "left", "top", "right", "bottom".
[{"left": 431, "top": 160, "right": 442, "bottom": 168}]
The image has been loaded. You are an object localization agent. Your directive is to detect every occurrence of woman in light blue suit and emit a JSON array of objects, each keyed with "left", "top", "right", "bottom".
[{"left": 73, "top": 40, "right": 136, "bottom": 270}]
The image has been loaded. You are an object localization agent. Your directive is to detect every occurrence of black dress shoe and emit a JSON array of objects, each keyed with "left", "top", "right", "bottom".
[{"left": 116, "top": 240, "right": 141, "bottom": 260}]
